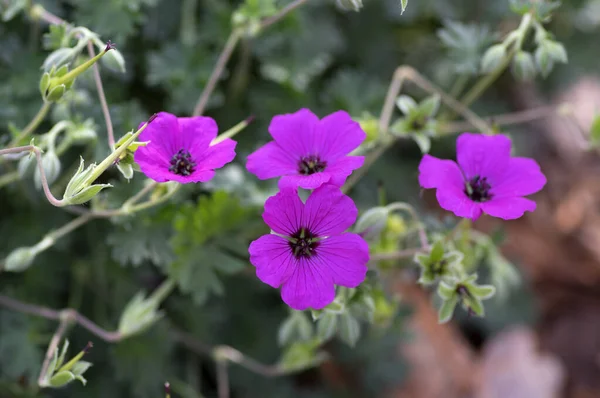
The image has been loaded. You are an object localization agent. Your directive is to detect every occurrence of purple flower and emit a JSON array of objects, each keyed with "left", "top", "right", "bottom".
[
  {"left": 249, "top": 185, "right": 369, "bottom": 310},
  {"left": 134, "top": 112, "right": 236, "bottom": 184},
  {"left": 419, "top": 133, "right": 546, "bottom": 220},
  {"left": 246, "top": 109, "right": 366, "bottom": 190}
]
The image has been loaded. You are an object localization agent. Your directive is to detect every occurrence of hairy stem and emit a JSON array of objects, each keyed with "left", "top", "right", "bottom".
[
  {"left": 0, "top": 145, "right": 65, "bottom": 206},
  {"left": 38, "top": 315, "right": 72, "bottom": 387},
  {"left": 10, "top": 102, "right": 51, "bottom": 146},
  {"left": 259, "top": 0, "right": 309, "bottom": 30},
  {"left": 87, "top": 41, "right": 115, "bottom": 148},
  {"left": 0, "top": 295, "right": 122, "bottom": 342},
  {"left": 192, "top": 30, "right": 242, "bottom": 117}
]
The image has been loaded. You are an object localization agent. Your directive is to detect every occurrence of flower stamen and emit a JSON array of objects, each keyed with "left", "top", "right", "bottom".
[
  {"left": 289, "top": 227, "right": 319, "bottom": 258},
  {"left": 298, "top": 155, "right": 327, "bottom": 175},
  {"left": 169, "top": 149, "right": 196, "bottom": 176},
  {"left": 465, "top": 175, "right": 492, "bottom": 202}
]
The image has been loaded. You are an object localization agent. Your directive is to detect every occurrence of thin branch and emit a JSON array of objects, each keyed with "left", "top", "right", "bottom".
[
  {"left": 438, "top": 104, "right": 561, "bottom": 134},
  {"left": 10, "top": 102, "right": 51, "bottom": 146},
  {"left": 86, "top": 41, "right": 115, "bottom": 148},
  {"left": 369, "top": 248, "right": 422, "bottom": 262},
  {"left": 192, "top": 30, "right": 242, "bottom": 117},
  {"left": 259, "top": 0, "right": 309, "bottom": 30},
  {"left": 0, "top": 295, "right": 122, "bottom": 342},
  {"left": 171, "top": 329, "right": 287, "bottom": 378},
  {"left": 216, "top": 360, "right": 230, "bottom": 398},
  {"left": 38, "top": 316, "right": 71, "bottom": 387}
]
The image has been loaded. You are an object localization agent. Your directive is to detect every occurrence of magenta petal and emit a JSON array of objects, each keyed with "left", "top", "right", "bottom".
[
  {"left": 133, "top": 148, "right": 172, "bottom": 182},
  {"left": 491, "top": 157, "right": 546, "bottom": 198},
  {"left": 317, "top": 110, "right": 366, "bottom": 161},
  {"left": 137, "top": 112, "right": 179, "bottom": 158},
  {"left": 315, "top": 234, "right": 369, "bottom": 287},
  {"left": 481, "top": 197, "right": 536, "bottom": 220},
  {"left": 303, "top": 185, "right": 358, "bottom": 236},
  {"left": 177, "top": 116, "right": 219, "bottom": 154},
  {"left": 456, "top": 133, "right": 511, "bottom": 181},
  {"left": 436, "top": 187, "right": 483, "bottom": 220},
  {"left": 249, "top": 234, "right": 297, "bottom": 288},
  {"left": 280, "top": 258, "right": 335, "bottom": 310},
  {"left": 326, "top": 156, "right": 365, "bottom": 187},
  {"left": 246, "top": 141, "right": 298, "bottom": 180},
  {"left": 194, "top": 138, "right": 237, "bottom": 172},
  {"left": 418, "top": 154, "right": 464, "bottom": 189},
  {"left": 262, "top": 188, "right": 303, "bottom": 235},
  {"left": 278, "top": 173, "right": 331, "bottom": 190},
  {"left": 268, "top": 108, "right": 319, "bottom": 158}
]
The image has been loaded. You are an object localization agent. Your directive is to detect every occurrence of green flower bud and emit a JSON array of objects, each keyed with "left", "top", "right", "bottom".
[
  {"left": 355, "top": 206, "right": 390, "bottom": 241},
  {"left": 336, "top": 0, "right": 363, "bottom": 12},
  {"left": 49, "top": 371, "right": 76, "bottom": 388},
  {"left": 481, "top": 44, "right": 507, "bottom": 74},
  {"left": 34, "top": 150, "right": 61, "bottom": 189},
  {"left": 100, "top": 47, "right": 126, "bottom": 73},
  {"left": 118, "top": 291, "right": 164, "bottom": 338},
  {"left": 42, "top": 47, "right": 77, "bottom": 72},
  {"left": 4, "top": 247, "right": 37, "bottom": 272}
]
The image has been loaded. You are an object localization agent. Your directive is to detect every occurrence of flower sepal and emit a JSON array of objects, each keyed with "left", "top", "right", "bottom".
[{"left": 437, "top": 273, "right": 496, "bottom": 323}]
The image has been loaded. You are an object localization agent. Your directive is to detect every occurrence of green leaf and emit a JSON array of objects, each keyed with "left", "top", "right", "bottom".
[
  {"left": 438, "top": 296, "right": 458, "bottom": 324},
  {"left": 396, "top": 95, "right": 417, "bottom": 115},
  {"left": 107, "top": 209, "right": 175, "bottom": 267},
  {"left": 337, "top": 313, "right": 360, "bottom": 347},
  {"left": 49, "top": 371, "right": 76, "bottom": 388},
  {"left": 419, "top": 95, "right": 440, "bottom": 117},
  {"left": 400, "top": 0, "right": 408, "bottom": 14},
  {"left": 437, "top": 281, "right": 456, "bottom": 301},
  {"left": 278, "top": 312, "right": 313, "bottom": 346},
  {"left": 168, "top": 191, "right": 260, "bottom": 305},
  {"left": 430, "top": 240, "right": 445, "bottom": 263},
  {"left": 316, "top": 312, "right": 338, "bottom": 342},
  {"left": 590, "top": 114, "right": 600, "bottom": 146}
]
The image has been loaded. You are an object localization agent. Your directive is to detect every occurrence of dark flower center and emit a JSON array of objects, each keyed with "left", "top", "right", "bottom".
[
  {"left": 289, "top": 228, "right": 319, "bottom": 258},
  {"left": 298, "top": 155, "right": 327, "bottom": 175},
  {"left": 169, "top": 149, "right": 196, "bottom": 176},
  {"left": 465, "top": 175, "right": 492, "bottom": 202}
]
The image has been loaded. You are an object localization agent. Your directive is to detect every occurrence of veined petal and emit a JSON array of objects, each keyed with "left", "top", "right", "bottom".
[
  {"left": 456, "top": 133, "right": 511, "bottom": 182},
  {"left": 194, "top": 138, "right": 237, "bottom": 172},
  {"left": 481, "top": 197, "right": 536, "bottom": 220},
  {"left": 268, "top": 108, "right": 319, "bottom": 158},
  {"left": 317, "top": 110, "right": 366, "bottom": 161},
  {"left": 281, "top": 258, "right": 335, "bottom": 310},
  {"left": 418, "top": 154, "right": 464, "bottom": 189},
  {"left": 326, "top": 156, "right": 364, "bottom": 187},
  {"left": 176, "top": 116, "right": 219, "bottom": 155},
  {"left": 491, "top": 157, "right": 546, "bottom": 198},
  {"left": 262, "top": 188, "right": 303, "bottom": 236},
  {"left": 249, "top": 234, "right": 297, "bottom": 288},
  {"left": 246, "top": 141, "right": 298, "bottom": 180},
  {"left": 436, "top": 186, "right": 483, "bottom": 220},
  {"left": 278, "top": 173, "right": 331, "bottom": 190},
  {"left": 314, "top": 234, "right": 369, "bottom": 287},
  {"left": 303, "top": 184, "right": 357, "bottom": 236},
  {"left": 137, "top": 112, "right": 179, "bottom": 158}
]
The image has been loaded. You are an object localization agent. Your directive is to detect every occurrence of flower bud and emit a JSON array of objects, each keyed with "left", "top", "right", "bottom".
[
  {"left": 336, "top": 0, "right": 363, "bottom": 12},
  {"left": 100, "top": 47, "right": 126, "bottom": 73},
  {"left": 63, "top": 157, "right": 112, "bottom": 205},
  {"left": 118, "top": 291, "right": 164, "bottom": 338},
  {"left": 4, "top": 247, "right": 37, "bottom": 272},
  {"left": 481, "top": 44, "right": 506, "bottom": 74},
  {"left": 34, "top": 150, "right": 61, "bottom": 189},
  {"left": 355, "top": 206, "right": 390, "bottom": 241},
  {"left": 18, "top": 154, "right": 34, "bottom": 178},
  {"left": 42, "top": 47, "right": 76, "bottom": 72}
]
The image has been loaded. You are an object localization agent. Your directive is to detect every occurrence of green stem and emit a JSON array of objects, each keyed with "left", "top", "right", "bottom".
[
  {"left": 11, "top": 102, "right": 51, "bottom": 146},
  {"left": 0, "top": 171, "right": 19, "bottom": 189},
  {"left": 49, "top": 48, "right": 109, "bottom": 88},
  {"left": 213, "top": 116, "right": 254, "bottom": 144},
  {"left": 459, "top": 13, "right": 533, "bottom": 109}
]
